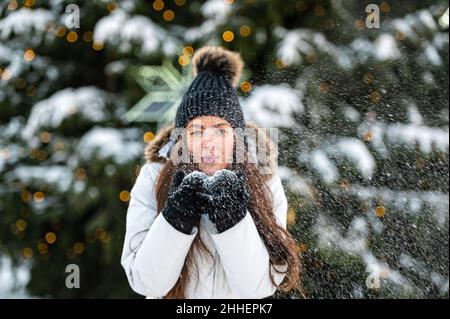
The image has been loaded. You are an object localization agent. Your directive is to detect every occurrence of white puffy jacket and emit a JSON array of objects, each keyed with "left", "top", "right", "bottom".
[{"left": 121, "top": 160, "right": 288, "bottom": 299}]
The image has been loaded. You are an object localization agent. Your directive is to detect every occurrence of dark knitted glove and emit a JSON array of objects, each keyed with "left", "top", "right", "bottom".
[
  {"left": 207, "top": 169, "right": 250, "bottom": 233},
  {"left": 162, "top": 170, "right": 211, "bottom": 234}
]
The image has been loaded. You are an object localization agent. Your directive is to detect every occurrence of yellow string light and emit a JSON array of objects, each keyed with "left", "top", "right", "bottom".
[
  {"left": 45, "top": 232, "right": 57, "bottom": 244},
  {"left": 380, "top": 1, "right": 391, "bottom": 13},
  {"left": 101, "top": 233, "right": 111, "bottom": 243},
  {"left": 34, "top": 191, "right": 45, "bottom": 203},
  {"left": 275, "top": 58, "right": 286, "bottom": 69},
  {"left": 182, "top": 45, "right": 194, "bottom": 56},
  {"left": 21, "top": 190, "right": 31, "bottom": 203},
  {"left": 375, "top": 206, "right": 386, "bottom": 218},
  {"left": 107, "top": 1, "right": 118, "bottom": 12},
  {"left": 1, "top": 69, "right": 12, "bottom": 81},
  {"left": 299, "top": 242, "right": 308, "bottom": 253},
  {"left": 66, "top": 31, "right": 78, "bottom": 43},
  {"left": 92, "top": 41, "right": 104, "bottom": 51},
  {"left": 222, "top": 30, "right": 234, "bottom": 42},
  {"left": 363, "top": 131, "right": 373, "bottom": 142},
  {"left": 355, "top": 19, "right": 365, "bottom": 30},
  {"left": 370, "top": 91, "right": 381, "bottom": 103},
  {"left": 16, "top": 219, "right": 27, "bottom": 232},
  {"left": 143, "top": 131, "right": 155, "bottom": 143},
  {"left": 74, "top": 168, "right": 86, "bottom": 180},
  {"left": 95, "top": 228, "right": 106, "bottom": 240},
  {"left": 239, "top": 25, "right": 251, "bottom": 37},
  {"left": 178, "top": 54, "right": 190, "bottom": 66},
  {"left": 83, "top": 31, "right": 93, "bottom": 42},
  {"left": 22, "top": 248, "right": 33, "bottom": 260},
  {"left": 55, "top": 26, "right": 67, "bottom": 37},
  {"left": 73, "top": 242, "right": 85, "bottom": 254},
  {"left": 153, "top": 0, "right": 164, "bottom": 11},
  {"left": 39, "top": 131, "right": 51, "bottom": 143},
  {"left": 163, "top": 10, "right": 175, "bottom": 21},
  {"left": 24, "top": 0, "right": 35, "bottom": 7},
  {"left": 287, "top": 207, "right": 296, "bottom": 226},
  {"left": 37, "top": 242, "right": 48, "bottom": 254},
  {"left": 240, "top": 81, "right": 252, "bottom": 92},
  {"left": 24, "top": 49, "right": 35, "bottom": 62},
  {"left": 119, "top": 190, "right": 130, "bottom": 202}
]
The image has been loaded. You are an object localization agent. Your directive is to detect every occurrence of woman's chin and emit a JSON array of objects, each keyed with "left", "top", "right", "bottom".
[
  {"left": 199, "top": 161, "right": 232, "bottom": 175},
  {"left": 199, "top": 163, "right": 227, "bottom": 175},
  {"left": 199, "top": 165, "right": 217, "bottom": 176}
]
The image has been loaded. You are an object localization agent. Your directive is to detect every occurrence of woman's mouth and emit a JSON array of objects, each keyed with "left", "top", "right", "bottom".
[{"left": 201, "top": 155, "right": 216, "bottom": 165}]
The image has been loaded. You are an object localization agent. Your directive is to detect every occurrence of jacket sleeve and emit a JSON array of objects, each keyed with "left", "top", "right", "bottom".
[
  {"left": 121, "top": 163, "right": 198, "bottom": 297},
  {"left": 208, "top": 173, "right": 289, "bottom": 298}
]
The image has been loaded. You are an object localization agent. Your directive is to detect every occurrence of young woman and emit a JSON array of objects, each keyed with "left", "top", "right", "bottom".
[{"left": 121, "top": 46, "right": 302, "bottom": 299}]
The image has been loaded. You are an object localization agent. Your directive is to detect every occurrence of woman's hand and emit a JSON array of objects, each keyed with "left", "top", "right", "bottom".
[
  {"left": 206, "top": 169, "right": 250, "bottom": 233},
  {"left": 162, "top": 170, "right": 211, "bottom": 234}
]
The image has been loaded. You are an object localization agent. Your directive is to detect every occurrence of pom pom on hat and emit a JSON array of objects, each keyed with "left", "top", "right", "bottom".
[{"left": 192, "top": 46, "right": 244, "bottom": 88}]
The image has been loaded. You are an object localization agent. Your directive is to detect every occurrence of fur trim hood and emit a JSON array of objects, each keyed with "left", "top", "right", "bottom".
[{"left": 143, "top": 122, "right": 278, "bottom": 181}]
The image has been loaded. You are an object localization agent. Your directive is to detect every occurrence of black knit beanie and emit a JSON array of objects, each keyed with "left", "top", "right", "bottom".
[{"left": 175, "top": 46, "right": 246, "bottom": 129}]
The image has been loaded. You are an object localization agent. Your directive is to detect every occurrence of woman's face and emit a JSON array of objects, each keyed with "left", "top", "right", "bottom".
[{"left": 186, "top": 116, "right": 235, "bottom": 175}]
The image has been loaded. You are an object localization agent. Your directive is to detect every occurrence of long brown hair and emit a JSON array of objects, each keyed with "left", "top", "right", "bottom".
[{"left": 154, "top": 137, "right": 303, "bottom": 299}]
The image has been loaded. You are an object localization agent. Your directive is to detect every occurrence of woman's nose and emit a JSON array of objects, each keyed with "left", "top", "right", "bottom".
[
  {"left": 201, "top": 139, "right": 214, "bottom": 151},
  {"left": 200, "top": 132, "right": 214, "bottom": 150},
  {"left": 201, "top": 129, "right": 215, "bottom": 142}
]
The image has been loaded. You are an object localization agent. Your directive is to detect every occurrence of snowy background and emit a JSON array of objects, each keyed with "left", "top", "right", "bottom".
[{"left": 0, "top": 0, "right": 448, "bottom": 298}]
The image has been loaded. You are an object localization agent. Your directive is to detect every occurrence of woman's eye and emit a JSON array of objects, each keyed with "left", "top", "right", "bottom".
[
  {"left": 216, "top": 129, "right": 227, "bottom": 136},
  {"left": 191, "top": 131, "right": 202, "bottom": 136}
]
